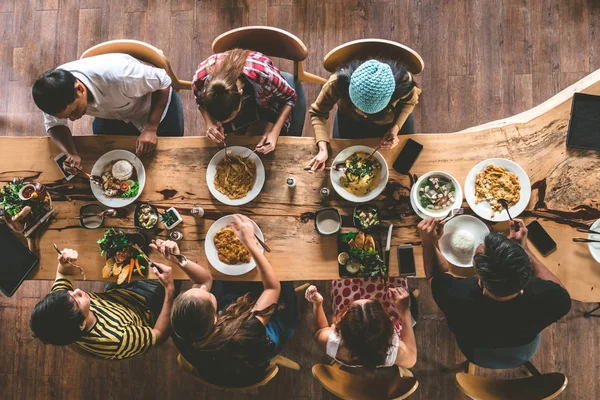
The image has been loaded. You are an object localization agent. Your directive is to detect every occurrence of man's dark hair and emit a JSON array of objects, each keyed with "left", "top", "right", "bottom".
[
  {"left": 30, "top": 290, "right": 85, "bottom": 345},
  {"left": 32, "top": 69, "right": 78, "bottom": 115},
  {"left": 474, "top": 232, "right": 532, "bottom": 297}
]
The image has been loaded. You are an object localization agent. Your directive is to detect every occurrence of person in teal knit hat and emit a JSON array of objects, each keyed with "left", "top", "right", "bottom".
[{"left": 306, "top": 58, "right": 421, "bottom": 172}]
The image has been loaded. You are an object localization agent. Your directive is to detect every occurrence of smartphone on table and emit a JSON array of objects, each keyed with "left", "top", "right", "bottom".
[
  {"left": 54, "top": 153, "right": 75, "bottom": 181},
  {"left": 526, "top": 220, "right": 557, "bottom": 256},
  {"left": 393, "top": 138, "right": 423, "bottom": 174},
  {"left": 398, "top": 244, "right": 416, "bottom": 277}
]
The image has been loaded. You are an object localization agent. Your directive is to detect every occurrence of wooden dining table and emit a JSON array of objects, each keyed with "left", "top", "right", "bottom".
[{"left": 2, "top": 71, "right": 600, "bottom": 303}]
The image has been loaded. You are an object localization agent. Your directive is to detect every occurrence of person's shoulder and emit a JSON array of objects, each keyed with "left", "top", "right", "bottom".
[
  {"left": 526, "top": 278, "right": 571, "bottom": 306},
  {"left": 431, "top": 274, "right": 479, "bottom": 302}
]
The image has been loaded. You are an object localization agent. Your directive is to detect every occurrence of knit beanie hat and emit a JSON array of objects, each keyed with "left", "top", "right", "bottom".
[{"left": 349, "top": 60, "right": 395, "bottom": 114}]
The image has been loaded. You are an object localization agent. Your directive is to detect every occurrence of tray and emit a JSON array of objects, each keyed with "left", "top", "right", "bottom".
[{"left": 337, "top": 229, "right": 387, "bottom": 278}]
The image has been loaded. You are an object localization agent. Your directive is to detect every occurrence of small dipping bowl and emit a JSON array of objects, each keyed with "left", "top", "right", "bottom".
[
  {"left": 18, "top": 184, "right": 37, "bottom": 201},
  {"left": 80, "top": 204, "right": 104, "bottom": 229},
  {"left": 315, "top": 207, "right": 342, "bottom": 236}
]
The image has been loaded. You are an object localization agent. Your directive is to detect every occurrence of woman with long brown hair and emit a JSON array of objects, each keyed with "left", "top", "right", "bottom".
[
  {"left": 151, "top": 214, "right": 298, "bottom": 387},
  {"left": 305, "top": 278, "right": 417, "bottom": 370},
  {"left": 193, "top": 49, "right": 303, "bottom": 154}
]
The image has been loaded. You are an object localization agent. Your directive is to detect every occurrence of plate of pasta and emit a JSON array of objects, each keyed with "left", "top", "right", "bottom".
[
  {"left": 206, "top": 146, "right": 265, "bottom": 206},
  {"left": 464, "top": 158, "right": 531, "bottom": 222},
  {"left": 205, "top": 215, "right": 264, "bottom": 276}
]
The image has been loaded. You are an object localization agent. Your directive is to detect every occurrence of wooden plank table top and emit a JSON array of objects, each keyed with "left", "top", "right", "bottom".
[{"left": 2, "top": 71, "right": 600, "bottom": 302}]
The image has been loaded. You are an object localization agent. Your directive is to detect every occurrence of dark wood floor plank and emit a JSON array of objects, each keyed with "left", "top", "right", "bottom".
[
  {"left": 558, "top": 0, "right": 589, "bottom": 73},
  {"left": 123, "top": 11, "right": 148, "bottom": 42},
  {"left": 77, "top": 8, "right": 104, "bottom": 57}
]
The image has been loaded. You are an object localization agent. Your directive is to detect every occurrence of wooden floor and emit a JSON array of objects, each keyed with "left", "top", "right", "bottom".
[{"left": 1, "top": 0, "right": 600, "bottom": 399}]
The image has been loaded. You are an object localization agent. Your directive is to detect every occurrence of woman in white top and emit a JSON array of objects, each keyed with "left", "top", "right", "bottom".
[{"left": 305, "top": 285, "right": 417, "bottom": 370}]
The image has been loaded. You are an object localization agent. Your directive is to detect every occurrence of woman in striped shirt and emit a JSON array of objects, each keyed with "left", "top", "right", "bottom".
[{"left": 29, "top": 248, "right": 175, "bottom": 360}]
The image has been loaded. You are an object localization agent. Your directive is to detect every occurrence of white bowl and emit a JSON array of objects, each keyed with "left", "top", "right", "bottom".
[
  {"left": 205, "top": 215, "right": 264, "bottom": 276},
  {"left": 439, "top": 215, "right": 490, "bottom": 267},
  {"left": 330, "top": 145, "right": 389, "bottom": 204},
  {"left": 465, "top": 158, "right": 531, "bottom": 222},
  {"left": 91, "top": 150, "right": 145, "bottom": 208},
  {"left": 588, "top": 219, "right": 600, "bottom": 264},
  {"left": 206, "top": 147, "right": 265, "bottom": 206},
  {"left": 412, "top": 171, "right": 463, "bottom": 218}
]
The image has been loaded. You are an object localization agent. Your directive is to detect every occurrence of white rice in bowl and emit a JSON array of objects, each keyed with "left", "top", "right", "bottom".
[
  {"left": 112, "top": 160, "right": 133, "bottom": 181},
  {"left": 451, "top": 230, "right": 475, "bottom": 255}
]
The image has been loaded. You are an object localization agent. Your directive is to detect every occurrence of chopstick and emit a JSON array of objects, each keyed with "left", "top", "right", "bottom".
[
  {"left": 52, "top": 244, "right": 87, "bottom": 280},
  {"left": 572, "top": 238, "right": 600, "bottom": 243},
  {"left": 576, "top": 227, "right": 600, "bottom": 235},
  {"left": 255, "top": 234, "right": 271, "bottom": 253}
]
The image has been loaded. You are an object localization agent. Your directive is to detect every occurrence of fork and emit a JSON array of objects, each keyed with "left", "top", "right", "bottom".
[{"left": 441, "top": 208, "right": 464, "bottom": 223}]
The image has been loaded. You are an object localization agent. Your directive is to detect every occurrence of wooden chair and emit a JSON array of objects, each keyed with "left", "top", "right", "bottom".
[
  {"left": 312, "top": 362, "right": 419, "bottom": 400},
  {"left": 212, "top": 26, "right": 327, "bottom": 85},
  {"left": 177, "top": 353, "right": 299, "bottom": 391},
  {"left": 80, "top": 39, "right": 192, "bottom": 91},
  {"left": 322, "top": 38, "right": 425, "bottom": 75},
  {"left": 455, "top": 361, "right": 568, "bottom": 400}
]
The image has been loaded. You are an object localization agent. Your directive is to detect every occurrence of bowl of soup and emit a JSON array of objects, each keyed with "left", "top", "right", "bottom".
[
  {"left": 315, "top": 208, "right": 342, "bottom": 236},
  {"left": 413, "top": 171, "right": 463, "bottom": 218}
]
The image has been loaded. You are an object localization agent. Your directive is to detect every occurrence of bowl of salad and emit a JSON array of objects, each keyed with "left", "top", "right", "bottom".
[
  {"left": 412, "top": 171, "right": 463, "bottom": 218},
  {"left": 134, "top": 203, "right": 159, "bottom": 230},
  {"left": 353, "top": 204, "right": 380, "bottom": 231}
]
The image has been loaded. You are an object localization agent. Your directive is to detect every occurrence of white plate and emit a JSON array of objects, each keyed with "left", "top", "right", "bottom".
[
  {"left": 439, "top": 215, "right": 490, "bottom": 267},
  {"left": 588, "top": 219, "right": 600, "bottom": 264},
  {"left": 412, "top": 171, "right": 463, "bottom": 219},
  {"left": 91, "top": 150, "right": 145, "bottom": 208},
  {"left": 330, "top": 145, "right": 389, "bottom": 203},
  {"left": 206, "top": 147, "right": 265, "bottom": 206},
  {"left": 205, "top": 215, "right": 264, "bottom": 276},
  {"left": 464, "top": 158, "right": 531, "bottom": 222}
]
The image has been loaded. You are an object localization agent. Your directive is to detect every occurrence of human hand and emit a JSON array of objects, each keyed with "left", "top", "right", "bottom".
[
  {"left": 64, "top": 154, "right": 81, "bottom": 175},
  {"left": 306, "top": 148, "right": 329, "bottom": 173},
  {"left": 380, "top": 127, "right": 400, "bottom": 149},
  {"left": 255, "top": 131, "right": 277, "bottom": 154},
  {"left": 136, "top": 127, "right": 158, "bottom": 155},
  {"left": 153, "top": 263, "right": 174, "bottom": 294},
  {"left": 206, "top": 124, "right": 225, "bottom": 144},
  {"left": 305, "top": 285, "right": 324, "bottom": 304},
  {"left": 417, "top": 217, "right": 442, "bottom": 248},
  {"left": 230, "top": 214, "right": 257, "bottom": 249},
  {"left": 57, "top": 248, "right": 79, "bottom": 275},
  {"left": 150, "top": 239, "right": 180, "bottom": 263},
  {"left": 508, "top": 218, "right": 528, "bottom": 247},
  {"left": 389, "top": 287, "right": 410, "bottom": 317}
]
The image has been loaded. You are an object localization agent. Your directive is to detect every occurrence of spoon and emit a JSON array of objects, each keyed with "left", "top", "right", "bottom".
[
  {"left": 75, "top": 208, "right": 117, "bottom": 220},
  {"left": 52, "top": 244, "right": 87, "bottom": 280},
  {"left": 369, "top": 136, "right": 394, "bottom": 157},
  {"left": 304, "top": 162, "right": 347, "bottom": 172},
  {"left": 69, "top": 163, "right": 103, "bottom": 186},
  {"left": 243, "top": 142, "right": 271, "bottom": 161},
  {"left": 498, "top": 199, "right": 518, "bottom": 231}
]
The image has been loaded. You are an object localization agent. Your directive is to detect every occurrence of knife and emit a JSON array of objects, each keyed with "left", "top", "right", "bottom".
[
  {"left": 24, "top": 207, "right": 57, "bottom": 238},
  {"left": 385, "top": 224, "right": 393, "bottom": 268}
]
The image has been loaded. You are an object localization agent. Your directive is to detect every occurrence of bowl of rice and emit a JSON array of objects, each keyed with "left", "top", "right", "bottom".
[{"left": 438, "top": 215, "right": 489, "bottom": 267}]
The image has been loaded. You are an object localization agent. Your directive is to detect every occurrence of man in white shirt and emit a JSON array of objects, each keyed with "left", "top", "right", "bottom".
[{"left": 32, "top": 53, "right": 184, "bottom": 168}]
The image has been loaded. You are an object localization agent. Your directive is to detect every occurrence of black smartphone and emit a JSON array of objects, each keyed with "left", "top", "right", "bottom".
[
  {"left": 398, "top": 244, "right": 416, "bottom": 277},
  {"left": 393, "top": 138, "right": 423, "bottom": 174},
  {"left": 526, "top": 220, "right": 557, "bottom": 256}
]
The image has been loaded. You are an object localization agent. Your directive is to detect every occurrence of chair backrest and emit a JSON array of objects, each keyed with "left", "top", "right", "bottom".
[
  {"left": 312, "top": 363, "right": 419, "bottom": 400},
  {"left": 212, "top": 26, "right": 308, "bottom": 62},
  {"left": 176, "top": 354, "right": 280, "bottom": 391},
  {"left": 80, "top": 39, "right": 191, "bottom": 90},
  {"left": 322, "top": 39, "right": 424, "bottom": 75},
  {"left": 455, "top": 372, "right": 568, "bottom": 400}
]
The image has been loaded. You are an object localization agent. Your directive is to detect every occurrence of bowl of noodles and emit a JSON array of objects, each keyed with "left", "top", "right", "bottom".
[
  {"left": 465, "top": 158, "right": 531, "bottom": 222},
  {"left": 330, "top": 145, "right": 389, "bottom": 203},
  {"left": 204, "top": 215, "right": 265, "bottom": 276},
  {"left": 206, "top": 146, "right": 266, "bottom": 206}
]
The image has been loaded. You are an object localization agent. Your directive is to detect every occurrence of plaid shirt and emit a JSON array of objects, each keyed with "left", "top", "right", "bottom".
[{"left": 193, "top": 51, "right": 296, "bottom": 132}]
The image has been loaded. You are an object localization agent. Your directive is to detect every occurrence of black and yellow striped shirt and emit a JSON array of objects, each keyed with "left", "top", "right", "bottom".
[{"left": 52, "top": 275, "right": 156, "bottom": 360}]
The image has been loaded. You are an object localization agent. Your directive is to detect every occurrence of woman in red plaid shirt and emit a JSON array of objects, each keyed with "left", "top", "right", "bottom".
[{"left": 193, "top": 49, "right": 299, "bottom": 154}]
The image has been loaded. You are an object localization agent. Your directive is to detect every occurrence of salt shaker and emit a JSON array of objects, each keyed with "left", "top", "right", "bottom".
[
  {"left": 320, "top": 187, "right": 330, "bottom": 199},
  {"left": 168, "top": 231, "right": 183, "bottom": 241},
  {"left": 286, "top": 177, "right": 296, "bottom": 188},
  {"left": 191, "top": 207, "right": 204, "bottom": 218}
]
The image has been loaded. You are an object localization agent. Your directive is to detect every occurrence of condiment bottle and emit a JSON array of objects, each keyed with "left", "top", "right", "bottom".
[
  {"left": 169, "top": 231, "right": 183, "bottom": 241},
  {"left": 320, "top": 187, "right": 330, "bottom": 199},
  {"left": 191, "top": 207, "right": 204, "bottom": 218},
  {"left": 286, "top": 177, "right": 296, "bottom": 188}
]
